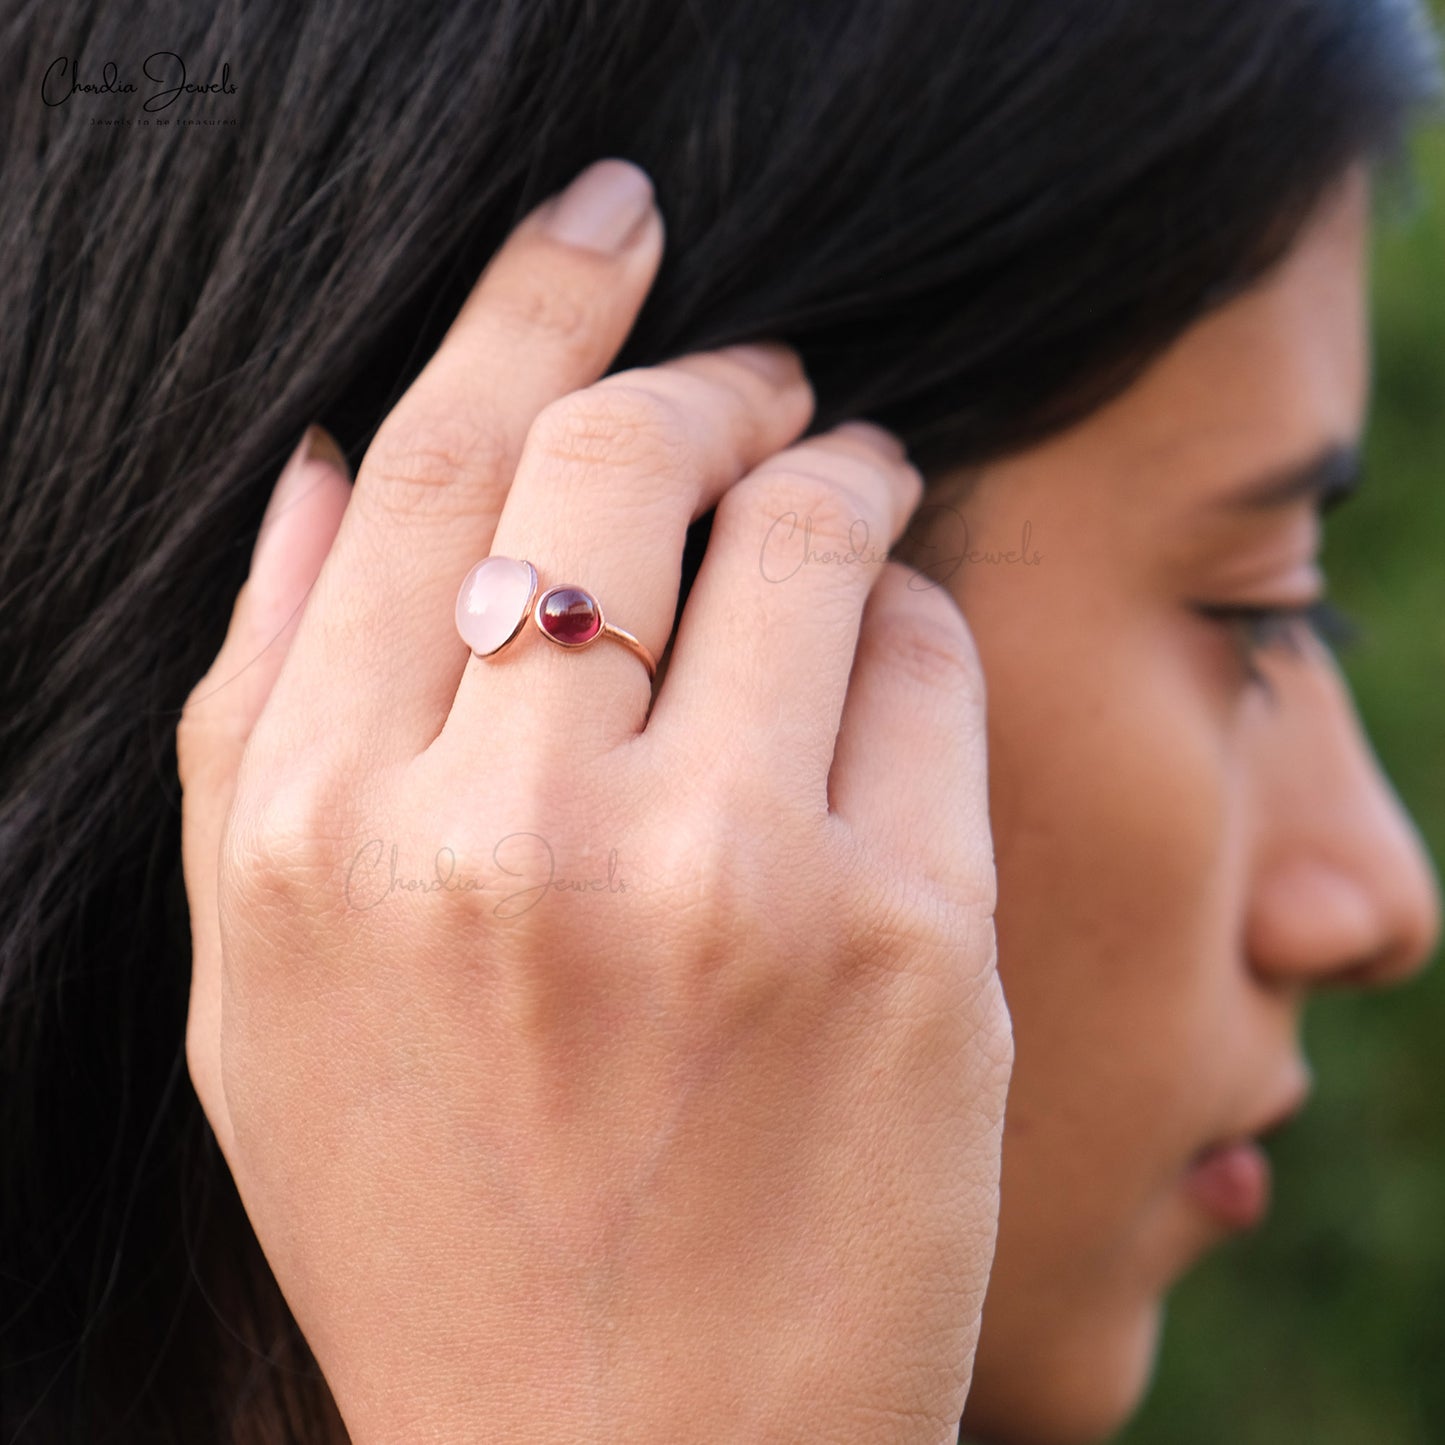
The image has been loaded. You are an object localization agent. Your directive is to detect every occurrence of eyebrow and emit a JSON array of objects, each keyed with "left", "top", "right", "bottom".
[{"left": 1214, "top": 440, "right": 1364, "bottom": 514}]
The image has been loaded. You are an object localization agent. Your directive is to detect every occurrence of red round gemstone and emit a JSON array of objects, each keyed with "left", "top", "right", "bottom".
[{"left": 537, "top": 586, "right": 602, "bottom": 645}]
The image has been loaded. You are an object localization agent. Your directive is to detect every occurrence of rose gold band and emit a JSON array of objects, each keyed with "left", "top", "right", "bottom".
[{"left": 594, "top": 621, "right": 657, "bottom": 682}]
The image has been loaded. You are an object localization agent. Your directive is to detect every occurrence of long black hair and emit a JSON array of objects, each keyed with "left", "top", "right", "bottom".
[{"left": 3, "top": 1, "right": 1441, "bottom": 1439}]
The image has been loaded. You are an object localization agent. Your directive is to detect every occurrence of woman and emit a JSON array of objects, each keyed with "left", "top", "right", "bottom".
[{"left": 3, "top": 1, "right": 1442, "bottom": 1440}]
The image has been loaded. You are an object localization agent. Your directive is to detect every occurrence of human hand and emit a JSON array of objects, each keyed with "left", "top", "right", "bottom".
[{"left": 177, "top": 158, "right": 1011, "bottom": 1445}]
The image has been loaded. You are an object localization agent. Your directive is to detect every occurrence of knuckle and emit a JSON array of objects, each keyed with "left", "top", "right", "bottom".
[
  {"left": 860, "top": 892, "right": 1010, "bottom": 1077},
  {"left": 223, "top": 764, "right": 353, "bottom": 919},
  {"left": 980, "top": 971, "right": 1016, "bottom": 1071},
  {"left": 786, "top": 434, "right": 902, "bottom": 501},
  {"left": 850, "top": 876, "right": 974, "bottom": 977},
  {"left": 952, "top": 915, "right": 1010, "bottom": 1047},
  {"left": 360, "top": 403, "right": 509, "bottom": 517},
  {"left": 729, "top": 464, "right": 874, "bottom": 557},
  {"left": 526, "top": 381, "right": 690, "bottom": 479},
  {"left": 486, "top": 282, "right": 595, "bottom": 357},
  {"left": 957, "top": 960, "right": 1016, "bottom": 1099},
  {"left": 650, "top": 801, "right": 744, "bottom": 934},
  {"left": 871, "top": 589, "right": 987, "bottom": 707},
  {"left": 650, "top": 791, "right": 779, "bottom": 968},
  {"left": 623, "top": 358, "right": 760, "bottom": 439}
]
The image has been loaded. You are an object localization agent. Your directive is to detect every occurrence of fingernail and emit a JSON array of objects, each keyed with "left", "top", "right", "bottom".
[
  {"left": 254, "top": 425, "right": 345, "bottom": 567},
  {"left": 305, "top": 423, "right": 350, "bottom": 477},
  {"left": 541, "top": 158, "right": 655, "bottom": 253}
]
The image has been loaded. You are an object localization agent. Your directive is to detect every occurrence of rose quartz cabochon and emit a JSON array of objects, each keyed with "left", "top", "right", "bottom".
[{"left": 456, "top": 557, "right": 535, "bottom": 655}]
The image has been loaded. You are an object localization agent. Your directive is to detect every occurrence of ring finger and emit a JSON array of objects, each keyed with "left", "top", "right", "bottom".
[{"left": 439, "top": 342, "right": 814, "bottom": 753}]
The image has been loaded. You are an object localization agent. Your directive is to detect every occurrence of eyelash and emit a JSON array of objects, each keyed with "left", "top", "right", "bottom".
[{"left": 1195, "top": 598, "right": 1361, "bottom": 689}]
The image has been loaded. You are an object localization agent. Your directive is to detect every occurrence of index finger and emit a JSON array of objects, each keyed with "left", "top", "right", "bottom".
[{"left": 252, "top": 159, "right": 664, "bottom": 771}]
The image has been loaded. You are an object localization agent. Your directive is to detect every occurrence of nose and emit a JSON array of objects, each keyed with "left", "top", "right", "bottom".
[{"left": 1243, "top": 650, "right": 1443, "bottom": 990}]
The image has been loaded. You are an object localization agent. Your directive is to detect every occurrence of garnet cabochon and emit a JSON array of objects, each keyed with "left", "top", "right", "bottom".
[
  {"left": 455, "top": 557, "right": 537, "bottom": 655},
  {"left": 536, "top": 586, "right": 602, "bottom": 645}
]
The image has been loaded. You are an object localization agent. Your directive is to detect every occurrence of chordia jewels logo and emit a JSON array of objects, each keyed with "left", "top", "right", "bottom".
[{"left": 41, "top": 51, "right": 237, "bottom": 112}]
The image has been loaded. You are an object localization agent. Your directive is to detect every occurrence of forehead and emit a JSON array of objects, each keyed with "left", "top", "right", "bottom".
[{"left": 1101, "top": 163, "right": 1373, "bottom": 504}]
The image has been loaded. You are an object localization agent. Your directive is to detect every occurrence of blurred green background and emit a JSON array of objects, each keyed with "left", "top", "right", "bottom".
[{"left": 1112, "top": 47, "right": 1445, "bottom": 1445}]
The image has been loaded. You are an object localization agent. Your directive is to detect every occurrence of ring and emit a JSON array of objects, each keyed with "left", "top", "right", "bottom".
[{"left": 455, "top": 556, "right": 657, "bottom": 682}]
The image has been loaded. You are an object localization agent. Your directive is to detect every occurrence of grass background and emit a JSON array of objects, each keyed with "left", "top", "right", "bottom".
[{"left": 1111, "top": 40, "right": 1445, "bottom": 1445}]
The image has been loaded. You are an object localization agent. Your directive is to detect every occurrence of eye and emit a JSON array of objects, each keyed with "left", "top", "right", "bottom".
[{"left": 1194, "top": 597, "right": 1360, "bottom": 691}]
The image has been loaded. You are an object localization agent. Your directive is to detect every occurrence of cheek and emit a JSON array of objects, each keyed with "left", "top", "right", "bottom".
[{"left": 982, "top": 612, "right": 1244, "bottom": 1250}]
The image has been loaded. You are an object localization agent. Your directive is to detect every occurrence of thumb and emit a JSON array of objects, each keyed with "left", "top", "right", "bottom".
[{"left": 178, "top": 424, "right": 352, "bottom": 1149}]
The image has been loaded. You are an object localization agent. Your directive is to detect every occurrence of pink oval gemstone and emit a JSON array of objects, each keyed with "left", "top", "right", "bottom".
[
  {"left": 537, "top": 586, "right": 602, "bottom": 645},
  {"left": 456, "top": 557, "right": 536, "bottom": 656}
]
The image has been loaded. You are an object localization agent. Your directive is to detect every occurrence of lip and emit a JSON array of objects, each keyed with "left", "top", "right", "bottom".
[
  {"left": 1182, "top": 1138, "right": 1273, "bottom": 1230},
  {"left": 1181, "top": 1068, "right": 1313, "bottom": 1231}
]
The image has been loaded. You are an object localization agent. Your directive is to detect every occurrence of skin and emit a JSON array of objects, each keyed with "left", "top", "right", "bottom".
[
  {"left": 176, "top": 156, "right": 1440, "bottom": 1444},
  {"left": 897, "top": 161, "right": 1441, "bottom": 1445}
]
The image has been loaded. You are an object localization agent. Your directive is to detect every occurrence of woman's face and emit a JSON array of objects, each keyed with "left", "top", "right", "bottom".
[{"left": 899, "top": 162, "right": 1443, "bottom": 1445}]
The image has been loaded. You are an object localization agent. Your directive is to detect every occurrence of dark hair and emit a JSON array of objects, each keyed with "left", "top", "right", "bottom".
[{"left": 3, "top": 0, "right": 1442, "bottom": 1438}]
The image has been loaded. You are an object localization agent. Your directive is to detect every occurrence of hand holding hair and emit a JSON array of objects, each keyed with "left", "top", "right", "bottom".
[{"left": 176, "top": 158, "right": 1010, "bottom": 1444}]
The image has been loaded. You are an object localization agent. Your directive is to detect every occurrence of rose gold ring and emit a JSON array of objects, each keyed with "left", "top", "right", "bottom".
[{"left": 455, "top": 556, "right": 657, "bottom": 682}]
